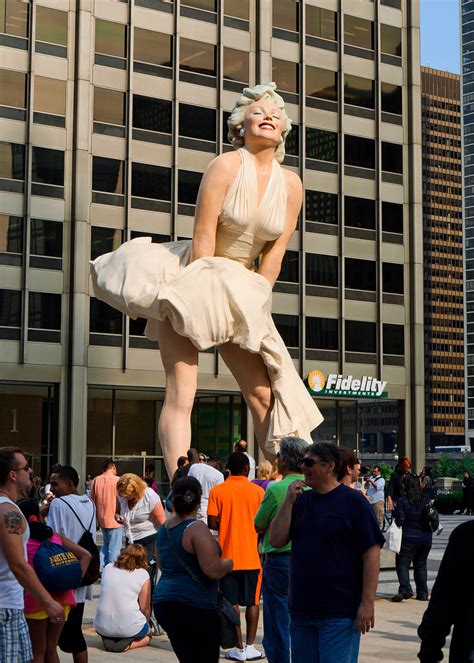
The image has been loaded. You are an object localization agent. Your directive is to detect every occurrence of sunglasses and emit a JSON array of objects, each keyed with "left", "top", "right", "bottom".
[{"left": 301, "top": 458, "right": 326, "bottom": 468}]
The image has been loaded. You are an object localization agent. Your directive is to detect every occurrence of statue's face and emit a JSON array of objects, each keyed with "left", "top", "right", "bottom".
[{"left": 243, "top": 100, "right": 284, "bottom": 146}]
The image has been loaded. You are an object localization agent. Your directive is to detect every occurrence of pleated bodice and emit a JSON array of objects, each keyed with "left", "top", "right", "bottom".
[{"left": 215, "top": 148, "right": 287, "bottom": 267}]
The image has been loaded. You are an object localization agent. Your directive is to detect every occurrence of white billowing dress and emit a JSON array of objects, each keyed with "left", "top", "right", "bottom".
[{"left": 91, "top": 148, "right": 323, "bottom": 452}]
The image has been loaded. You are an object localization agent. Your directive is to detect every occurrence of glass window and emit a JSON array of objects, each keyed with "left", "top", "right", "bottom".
[
  {"left": 345, "top": 135, "right": 375, "bottom": 169},
  {"left": 36, "top": 6, "right": 67, "bottom": 46},
  {"left": 272, "top": 59, "right": 299, "bottom": 94},
  {"left": 344, "top": 15, "right": 373, "bottom": 49},
  {"left": 179, "top": 104, "right": 216, "bottom": 141},
  {"left": 285, "top": 125, "right": 299, "bottom": 156},
  {"left": 224, "top": 0, "right": 249, "bottom": 20},
  {"left": 90, "top": 298, "right": 122, "bottom": 334},
  {"left": 133, "top": 96, "right": 172, "bottom": 133},
  {"left": 223, "top": 47, "right": 249, "bottom": 83},
  {"left": 306, "top": 253, "right": 338, "bottom": 286},
  {"left": 92, "top": 157, "right": 124, "bottom": 194},
  {"left": 306, "top": 190, "right": 338, "bottom": 224},
  {"left": 278, "top": 250, "right": 299, "bottom": 282},
  {"left": 0, "top": 289, "right": 21, "bottom": 326},
  {"left": 1, "top": 0, "right": 28, "bottom": 37},
  {"left": 306, "top": 66, "right": 337, "bottom": 101},
  {"left": 273, "top": 0, "right": 298, "bottom": 31},
  {"left": 306, "top": 6, "right": 337, "bottom": 40},
  {"left": 29, "top": 292, "right": 61, "bottom": 330},
  {"left": 94, "top": 88, "right": 125, "bottom": 125},
  {"left": 345, "top": 257, "right": 376, "bottom": 290},
  {"left": 132, "top": 163, "right": 171, "bottom": 200},
  {"left": 345, "top": 196, "right": 375, "bottom": 230},
  {"left": 180, "top": 38, "right": 215, "bottom": 76},
  {"left": 96, "top": 19, "right": 126, "bottom": 58},
  {"left": 30, "top": 219, "right": 62, "bottom": 257},
  {"left": 382, "top": 142, "right": 403, "bottom": 174},
  {"left": 381, "top": 83, "right": 402, "bottom": 115},
  {"left": 178, "top": 170, "right": 203, "bottom": 204},
  {"left": 344, "top": 74, "right": 374, "bottom": 109},
  {"left": 91, "top": 227, "right": 122, "bottom": 260},
  {"left": 0, "top": 69, "right": 27, "bottom": 108},
  {"left": 306, "top": 128, "right": 338, "bottom": 162},
  {"left": 383, "top": 262, "right": 404, "bottom": 294},
  {"left": 382, "top": 202, "right": 403, "bottom": 233},
  {"left": 135, "top": 28, "right": 172, "bottom": 66},
  {"left": 32, "top": 147, "right": 64, "bottom": 186},
  {"left": 345, "top": 320, "right": 376, "bottom": 353},
  {"left": 182, "top": 0, "right": 216, "bottom": 10},
  {"left": 306, "top": 317, "right": 338, "bottom": 350},
  {"left": 0, "top": 142, "right": 25, "bottom": 179},
  {"left": 0, "top": 215, "right": 22, "bottom": 253},
  {"left": 130, "top": 231, "right": 170, "bottom": 244},
  {"left": 274, "top": 313, "right": 299, "bottom": 347},
  {"left": 381, "top": 24, "right": 401, "bottom": 56},
  {"left": 383, "top": 323, "right": 404, "bottom": 355},
  {"left": 34, "top": 77, "right": 66, "bottom": 116}
]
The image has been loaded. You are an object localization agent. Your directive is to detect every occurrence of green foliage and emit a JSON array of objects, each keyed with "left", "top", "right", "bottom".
[
  {"left": 378, "top": 463, "right": 393, "bottom": 481},
  {"left": 434, "top": 491, "right": 463, "bottom": 515},
  {"left": 432, "top": 455, "right": 474, "bottom": 479}
]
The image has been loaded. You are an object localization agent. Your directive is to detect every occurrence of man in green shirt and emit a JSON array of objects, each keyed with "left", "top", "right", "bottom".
[{"left": 254, "top": 436, "right": 308, "bottom": 663}]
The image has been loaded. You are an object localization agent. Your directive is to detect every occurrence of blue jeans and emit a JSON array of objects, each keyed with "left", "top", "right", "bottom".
[
  {"left": 262, "top": 554, "right": 290, "bottom": 663},
  {"left": 396, "top": 540, "right": 431, "bottom": 598},
  {"left": 101, "top": 527, "right": 123, "bottom": 567},
  {"left": 290, "top": 615, "right": 361, "bottom": 663}
]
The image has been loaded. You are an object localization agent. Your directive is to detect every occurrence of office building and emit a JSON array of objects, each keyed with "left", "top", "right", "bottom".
[
  {"left": 0, "top": 0, "right": 423, "bottom": 484},
  {"left": 421, "top": 67, "right": 464, "bottom": 452}
]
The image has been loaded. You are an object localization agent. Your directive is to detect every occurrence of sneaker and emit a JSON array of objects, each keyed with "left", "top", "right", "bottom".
[
  {"left": 245, "top": 644, "right": 266, "bottom": 660},
  {"left": 436, "top": 526, "right": 444, "bottom": 536},
  {"left": 225, "top": 648, "right": 246, "bottom": 661},
  {"left": 416, "top": 596, "right": 429, "bottom": 601},
  {"left": 391, "top": 592, "right": 413, "bottom": 602}
]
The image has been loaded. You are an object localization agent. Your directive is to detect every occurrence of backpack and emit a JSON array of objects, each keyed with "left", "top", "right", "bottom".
[
  {"left": 59, "top": 498, "right": 101, "bottom": 586},
  {"left": 33, "top": 539, "right": 83, "bottom": 593},
  {"left": 420, "top": 499, "right": 440, "bottom": 533}
]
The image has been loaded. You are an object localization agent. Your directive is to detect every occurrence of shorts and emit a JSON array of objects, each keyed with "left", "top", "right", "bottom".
[
  {"left": 0, "top": 608, "right": 33, "bottom": 663},
  {"left": 58, "top": 602, "right": 86, "bottom": 654},
  {"left": 99, "top": 622, "right": 150, "bottom": 653},
  {"left": 26, "top": 604, "right": 72, "bottom": 621},
  {"left": 220, "top": 569, "right": 262, "bottom": 607}
]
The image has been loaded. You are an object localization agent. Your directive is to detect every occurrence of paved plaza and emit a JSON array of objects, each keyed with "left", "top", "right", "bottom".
[{"left": 59, "top": 515, "right": 470, "bottom": 662}]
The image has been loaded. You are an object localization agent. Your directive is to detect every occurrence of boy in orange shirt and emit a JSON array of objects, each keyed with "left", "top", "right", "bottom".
[{"left": 208, "top": 452, "right": 264, "bottom": 661}]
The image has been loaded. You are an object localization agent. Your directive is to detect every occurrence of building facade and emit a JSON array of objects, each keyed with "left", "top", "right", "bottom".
[
  {"left": 462, "top": 0, "right": 474, "bottom": 449},
  {"left": 0, "top": 0, "right": 423, "bottom": 486},
  {"left": 421, "top": 67, "right": 465, "bottom": 452}
]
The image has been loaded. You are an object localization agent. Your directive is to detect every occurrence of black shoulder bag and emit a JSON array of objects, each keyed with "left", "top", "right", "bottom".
[
  {"left": 164, "top": 524, "right": 240, "bottom": 649},
  {"left": 59, "top": 498, "right": 101, "bottom": 585}
]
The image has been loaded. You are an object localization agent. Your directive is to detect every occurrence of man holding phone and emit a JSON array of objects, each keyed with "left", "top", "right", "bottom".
[{"left": 365, "top": 466, "right": 386, "bottom": 528}]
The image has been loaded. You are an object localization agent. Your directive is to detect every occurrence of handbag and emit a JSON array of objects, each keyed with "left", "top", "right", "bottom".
[
  {"left": 420, "top": 500, "right": 440, "bottom": 533},
  {"left": 164, "top": 524, "right": 240, "bottom": 649},
  {"left": 33, "top": 539, "right": 83, "bottom": 593},
  {"left": 383, "top": 521, "right": 402, "bottom": 554}
]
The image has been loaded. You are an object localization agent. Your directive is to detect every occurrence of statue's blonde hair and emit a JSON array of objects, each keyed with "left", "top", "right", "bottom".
[{"left": 227, "top": 83, "right": 292, "bottom": 163}]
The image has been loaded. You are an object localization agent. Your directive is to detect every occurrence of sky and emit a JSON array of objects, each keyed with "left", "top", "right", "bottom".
[{"left": 420, "top": 0, "right": 460, "bottom": 74}]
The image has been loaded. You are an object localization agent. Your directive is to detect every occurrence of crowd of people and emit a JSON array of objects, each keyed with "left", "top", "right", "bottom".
[{"left": 0, "top": 443, "right": 473, "bottom": 663}]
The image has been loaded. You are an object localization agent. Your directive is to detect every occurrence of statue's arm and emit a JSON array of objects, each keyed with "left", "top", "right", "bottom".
[{"left": 190, "top": 153, "right": 238, "bottom": 263}]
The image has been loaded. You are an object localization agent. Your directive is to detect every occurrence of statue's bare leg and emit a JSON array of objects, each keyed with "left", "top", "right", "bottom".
[
  {"left": 218, "top": 342, "right": 275, "bottom": 460},
  {"left": 155, "top": 318, "right": 199, "bottom": 479}
]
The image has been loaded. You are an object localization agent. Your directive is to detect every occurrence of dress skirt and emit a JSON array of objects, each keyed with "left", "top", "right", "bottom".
[{"left": 90, "top": 236, "right": 323, "bottom": 452}]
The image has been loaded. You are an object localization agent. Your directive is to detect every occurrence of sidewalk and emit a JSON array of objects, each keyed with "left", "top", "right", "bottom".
[{"left": 60, "top": 515, "right": 469, "bottom": 661}]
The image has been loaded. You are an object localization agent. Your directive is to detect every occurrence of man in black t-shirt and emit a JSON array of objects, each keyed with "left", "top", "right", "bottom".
[{"left": 269, "top": 442, "right": 385, "bottom": 663}]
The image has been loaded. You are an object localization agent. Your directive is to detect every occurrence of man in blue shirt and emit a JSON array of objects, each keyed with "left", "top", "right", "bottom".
[
  {"left": 366, "top": 465, "right": 386, "bottom": 528},
  {"left": 269, "top": 442, "right": 385, "bottom": 663}
]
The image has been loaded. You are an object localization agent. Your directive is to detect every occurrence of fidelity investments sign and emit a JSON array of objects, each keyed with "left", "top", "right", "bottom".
[{"left": 306, "top": 370, "right": 388, "bottom": 399}]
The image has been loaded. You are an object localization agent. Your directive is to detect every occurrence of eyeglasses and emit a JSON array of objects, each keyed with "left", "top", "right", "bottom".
[
  {"left": 15, "top": 464, "right": 31, "bottom": 473},
  {"left": 301, "top": 458, "right": 326, "bottom": 468}
]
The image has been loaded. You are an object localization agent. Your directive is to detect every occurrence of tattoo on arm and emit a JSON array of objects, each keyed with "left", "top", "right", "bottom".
[{"left": 4, "top": 510, "right": 22, "bottom": 535}]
